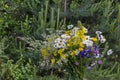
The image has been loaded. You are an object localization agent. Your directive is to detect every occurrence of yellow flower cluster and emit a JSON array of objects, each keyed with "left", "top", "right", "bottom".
[
  {"left": 65, "top": 27, "right": 87, "bottom": 56},
  {"left": 50, "top": 26, "right": 88, "bottom": 64}
]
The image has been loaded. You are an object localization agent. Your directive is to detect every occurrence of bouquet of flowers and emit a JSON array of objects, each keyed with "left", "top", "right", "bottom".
[{"left": 40, "top": 21, "right": 113, "bottom": 79}]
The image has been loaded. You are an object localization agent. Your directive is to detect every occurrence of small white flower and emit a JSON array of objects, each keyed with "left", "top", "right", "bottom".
[
  {"left": 62, "top": 39, "right": 67, "bottom": 43},
  {"left": 96, "top": 31, "right": 102, "bottom": 35},
  {"left": 97, "top": 35, "right": 106, "bottom": 43},
  {"left": 100, "top": 35, "right": 106, "bottom": 43},
  {"left": 95, "top": 54, "right": 100, "bottom": 58},
  {"left": 54, "top": 43, "right": 59, "bottom": 48},
  {"left": 61, "top": 34, "right": 66, "bottom": 38},
  {"left": 107, "top": 49, "right": 113, "bottom": 55},
  {"left": 55, "top": 38, "right": 64, "bottom": 43},
  {"left": 61, "top": 34, "right": 70, "bottom": 39},
  {"left": 61, "top": 42, "right": 66, "bottom": 48},
  {"left": 54, "top": 42, "right": 66, "bottom": 48},
  {"left": 100, "top": 35, "right": 104, "bottom": 39},
  {"left": 67, "top": 24, "right": 73, "bottom": 29},
  {"left": 85, "top": 35, "right": 91, "bottom": 40},
  {"left": 83, "top": 40, "right": 93, "bottom": 47},
  {"left": 100, "top": 38, "right": 106, "bottom": 43}
]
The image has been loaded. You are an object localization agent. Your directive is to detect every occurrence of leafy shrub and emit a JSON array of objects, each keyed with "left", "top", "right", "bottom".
[{"left": 0, "top": 56, "right": 37, "bottom": 80}]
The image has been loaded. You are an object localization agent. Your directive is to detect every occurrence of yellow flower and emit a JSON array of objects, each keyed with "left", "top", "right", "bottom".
[
  {"left": 79, "top": 47, "right": 83, "bottom": 51},
  {"left": 73, "top": 41, "right": 78, "bottom": 45},
  {"left": 67, "top": 43, "right": 71, "bottom": 47},
  {"left": 65, "top": 30, "right": 71, "bottom": 35},
  {"left": 58, "top": 48, "right": 64, "bottom": 54},
  {"left": 60, "top": 53, "right": 66, "bottom": 59},
  {"left": 79, "top": 42, "right": 84, "bottom": 47},
  {"left": 80, "top": 29, "right": 84, "bottom": 34},
  {"left": 70, "top": 51, "right": 76, "bottom": 56},
  {"left": 80, "top": 35, "right": 86, "bottom": 40},
  {"left": 53, "top": 51, "right": 57, "bottom": 56},
  {"left": 51, "top": 58, "right": 55, "bottom": 64},
  {"left": 75, "top": 31, "right": 80, "bottom": 37},
  {"left": 91, "top": 37, "right": 97, "bottom": 42},
  {"left": 40, "top": 49, "right": 48, "bottom": 56}
]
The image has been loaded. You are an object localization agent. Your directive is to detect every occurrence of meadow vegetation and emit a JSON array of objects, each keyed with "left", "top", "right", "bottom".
[{"left": 0, "top": 0, "right": 120, "bottom": 80}]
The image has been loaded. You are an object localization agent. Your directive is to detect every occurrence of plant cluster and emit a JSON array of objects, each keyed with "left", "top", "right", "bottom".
[
  {"left": 40, "top": 21, "right": 113, "bottom": 79},
  {"left": 0, "top": 0, "right": 120, "bottom": 80}
]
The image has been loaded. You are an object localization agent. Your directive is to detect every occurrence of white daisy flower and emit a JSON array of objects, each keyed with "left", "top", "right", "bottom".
[
  {"left": 60, "top": 42, "right": 66, "bottom": 48},
  {"left": 107, "top": 49, "right": 113, "bottom": 55},
  {"left": 96, "top": 31, "right": 102, "bottom": 35},
  {"left": 67, "top": 24, "right": 73, "bottom": 29},
  {"left": 100, "top": 38, "right": 106, "bottom": 43},
  {"left": 54, "top": 43, "right": 59, "bottom": 48},
  {"left": 61, "top": 34, "right": 70, "bottom": 39},
  {"left": 85, "top": 35, "right": 91, "bottom": 40},
  {"left": 83, "top": 40, "right": 93, "bottom": 47},
  {"left": 55, "top": 38, "right": 62, "bottom": 43},
  {"left": 99, "top": 35, "right": 106, "bottom": 43},
  {"left": 62, "top": 39, "right": 67, "bottom": 43},
  {"left": 97, "top": 35, "right": 106, "bottom": 43}
]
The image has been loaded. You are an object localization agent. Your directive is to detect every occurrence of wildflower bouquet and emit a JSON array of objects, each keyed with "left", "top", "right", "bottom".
[{"left": 40, "top": 21, "right": 113, "bottom": 79}]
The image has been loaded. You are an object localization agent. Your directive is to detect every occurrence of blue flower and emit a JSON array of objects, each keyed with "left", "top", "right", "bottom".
[
  {"left": 79, "top": 49, "right": 91, "bottom": 58},
  {"left": 79, "top": 50, "right": 86, "bottom": 58}
]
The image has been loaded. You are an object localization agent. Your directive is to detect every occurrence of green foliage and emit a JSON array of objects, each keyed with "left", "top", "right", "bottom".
[
  {"left": 39, "top": 74, "right": 60, "bottom": 80},
  {"left": 84, "top": 62, "right": 120, "bottom": 80},
  {"left": 90, "top": 0, "right": 116, "bottom": 31},
  {"left": 0, "top": 37, "right": 8, "bottom": 62},
  {"left": 0, "top": 56, "right": 37, "bottom": 80},
  {"left": 0, "top": 0, "right": 120, "bottom": 79},
  {"left": 0, "top": 0, "right": 63, "bottom": 62}
]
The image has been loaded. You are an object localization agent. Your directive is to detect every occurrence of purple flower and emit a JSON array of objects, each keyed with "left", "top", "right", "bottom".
[
  {"left": 79, "top": 51, "right": 86, "bottom": 58},
  {"left": 91, "top": 46, "right": 100, "bottom": 55},
  {"left": 79, "top": 49, "right": 91, "bottom": 58},
  {"left": 98, "top": 60, "right": 102, "bottom": 65},
  {"left": 91, "top": 49, "right": 99, "bottom": 54},
  {"left": 75, "top": 61, "right": 79, "bottom": 66}
]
